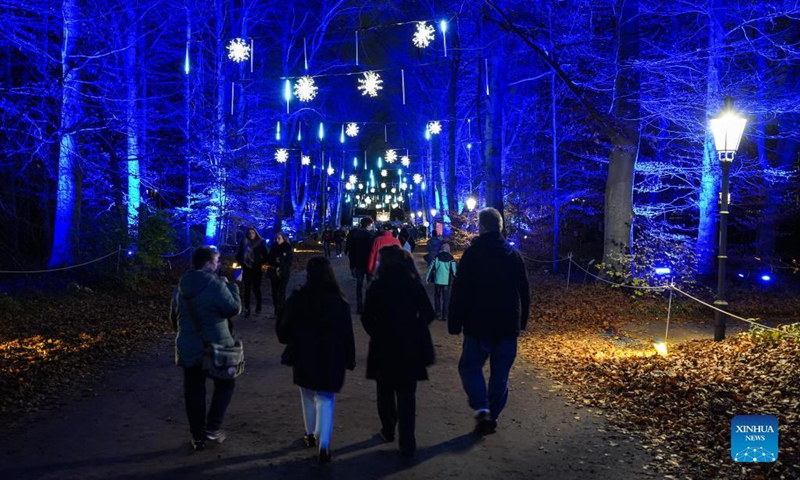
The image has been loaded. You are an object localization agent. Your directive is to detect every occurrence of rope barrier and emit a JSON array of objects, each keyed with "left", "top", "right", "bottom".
[
  {"left": 522, "top": 255, "right": 571, "bottom": 264},
  {"left": 0, "top": 248, "right": 121, "bottom": 274},
  {"left": 160, "top": 247, "right": 192, "bottom": 258},
  {"left": 568, "top": 258, "right": 668, "bottom": 291},
  {"left": 669, "top": 285, "right": 798, "bottom": 337}
]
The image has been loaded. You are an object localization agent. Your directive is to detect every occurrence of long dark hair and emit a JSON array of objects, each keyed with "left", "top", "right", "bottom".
[
  {"left": 292, "top": 257, "right": 346, "bottom": 325},
  {"left": 374, "top": 245, "right": 421, "bottom": 284}
]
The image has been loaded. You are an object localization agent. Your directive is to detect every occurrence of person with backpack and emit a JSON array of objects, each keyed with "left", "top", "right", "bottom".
[
  {"left": 169, "top": 246, "right": 241, "bottom": 452},
  {"left": 276, "top": 257, "right": 356, "bottom": 465},
  {"left": 425, "top": 243, "right": 457, "bottom": 321}
]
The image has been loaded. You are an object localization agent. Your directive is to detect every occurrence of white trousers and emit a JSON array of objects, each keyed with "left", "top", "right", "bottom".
[{"left": 299, "top": 387, "right": 336, "bottom": 449}]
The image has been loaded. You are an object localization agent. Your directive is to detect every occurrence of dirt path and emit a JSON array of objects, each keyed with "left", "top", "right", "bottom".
[{"left": 0, "top": 252, "right": 664, "bottom": 480}]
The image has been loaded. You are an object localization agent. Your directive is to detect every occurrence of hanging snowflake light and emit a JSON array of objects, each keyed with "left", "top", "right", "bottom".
[
  {"left": 227, "top": 38, "right": 251, "bottom": 63},
  {"left": 301, "top": 155, "right": 311, "bottom": 166},
  {"left": 358, "top": 71, "right": 383, "bottom": 97},
  {"left": 427, "top": 121, "right": 442, "bottom": 135},
  {"left": 401, "top": 156, "right": 410, "bottom": 167},
  {"left": 349, "top": 174, "right": 358, "bottom": 184},
  {"left": 345, "top": 182, "right": 353, "bottom": 190},
  {"left": 400, "top": 182, "right": 408, "bottom": 191},
  {"left": 293, "top": 75, "right": 318, "bottom": 102},
  {"left": 412, "top": 22, "right": 435, "bottom": 48},
  {"left": 385, "top": 149, "right": 397, "bottom": 163},
  {"left": 380, "top": 169, "right": 388, "bottom": 177},
  {"left": 346, "top": 122, "right": 359, "bottom": 137},
  {"left": 275, "top": 148, "right": 289, "bottom": 163},
  {"left": 327, "top": 164, "right": 335, "bottom": 176},
  {"left": 413, "top": 173, "right": 422, "bottom": 184},
  {"left": 381, "top": 183, "right": 387, "bottom": 189}
]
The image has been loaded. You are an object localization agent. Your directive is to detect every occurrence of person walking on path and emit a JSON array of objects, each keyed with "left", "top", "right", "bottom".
[
  {"left": 235, "top": 227, "right": 268, "bottom": 317},
  {"left": 448, "top": 208, "right": 530, "bottom": 436},
  {"left": 425, "top": 230, "right": 443, "bottom": 265},
  {"left": 267, "top": 232, "right": 293, "bottom": 317},
  {"left": 276, "top": 257, "right": 356, "bottom": 465},
  {"left": 322, "top": 227, "right": 333, "bottom": 258},
  {"left": 333, "top": 227, "right": 345, "bottom": 257},
  {"left": 398, "top": 227, "right": 415, "bottom": 252},
  {"left": 361, "top": 245, "right": 436, "bottom": 457},
  {"left": 425, "top": 243, "right": 457, "bottom": 321},
  {"left": 367, "top": 225, "right": 401, "bottom": 275},
  {"left": 169, "top": 246, "right": 241, "bottom": 452},
  {"left": 344, "top": 217, "right": 374, "bottom": 313}
]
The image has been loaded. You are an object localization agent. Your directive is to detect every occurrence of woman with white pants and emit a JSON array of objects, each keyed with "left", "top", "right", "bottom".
[{"left": 277, "top": 257, "right": 356, "bottom": 464}]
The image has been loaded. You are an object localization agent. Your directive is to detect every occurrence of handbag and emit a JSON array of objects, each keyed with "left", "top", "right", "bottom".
[{"left": 182, "top": 293, "right": 245, "bottom": 379}]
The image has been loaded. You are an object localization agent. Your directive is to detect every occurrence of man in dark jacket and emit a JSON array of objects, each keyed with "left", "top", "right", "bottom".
[
  {"left": 448, "top": 207, "right": 530, "bottom": 435},
  {"left": 170, "top": 246, "right": 241, "bottom": 451},
  {"left": 345, "top": 217, "right": 374, "bottom": 313}
]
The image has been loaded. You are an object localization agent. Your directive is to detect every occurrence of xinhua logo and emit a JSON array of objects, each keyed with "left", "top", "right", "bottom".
[{"left": 731, "top": 415, "right": 778, "bottom": 462}]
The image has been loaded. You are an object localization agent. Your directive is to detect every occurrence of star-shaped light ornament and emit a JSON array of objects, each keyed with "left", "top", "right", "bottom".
[
  {"left": 385, "top": 149, "right": 398, "bottom": 163},
  {"left": 227, "top": 38, "right": 251, "bottom": 63},
  {"left": 413, "top": 173, "right": 423, "bottom": 184},
  {"left": 346, "top": 122, "right": 359, "bottom": 137},
  {"left": 401, "top": 156, "right": 410, "bottom": 167},
  {"left": 412, "top": 22, "right": 436, "bottom": 48},
  {"left": 293, "top": 76, "right": 318, "bottom": 102},
  {"left": 358, "top": 71, "right": 384, "bottom": 97},
  {"left": 349, "top": 174, "right": 358, "bottom": 184},
  {"left": 301, "top": 155, "right": 311, "bottom": 166},
  {"left": 427, "top": 121, "right": 442, "bottom": 135},
  {"left": 275, "top": 148, "right": 289, "bottom": 164}
]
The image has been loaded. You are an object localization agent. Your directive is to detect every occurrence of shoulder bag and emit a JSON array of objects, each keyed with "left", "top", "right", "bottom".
[{"left": 182, "top": 294, "right": 245, "bottom": 379}]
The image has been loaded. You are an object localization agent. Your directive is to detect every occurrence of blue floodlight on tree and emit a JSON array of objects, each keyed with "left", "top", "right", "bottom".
[
  {"left": 128, "top": 153, "right": 140, "bottom": 233},
  {"left": 760, "top": 274, "right": 772, "bottom": 283},
  {"left": 655, "top": 267, "right": 672, "bottom": 275}
]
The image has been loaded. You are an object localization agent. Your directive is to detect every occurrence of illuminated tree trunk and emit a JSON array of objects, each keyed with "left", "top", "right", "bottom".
[
  {"left": 125, "top": 4, "right": 141, "bottom": 237},
  {"left": 49, "top": 0, "right": 82, "bottom": 267},
  {"left": 602, "top": 0, "right": 640, "bottom": 270},
  {"left": 695, "top": 0, "right": 723, "bottom": 275},
  {"left": 205, "top": 0, "right": 227, "bottom": 243},
  {"left": 483, "top": 14, "right": 506, "bottom": 216}
]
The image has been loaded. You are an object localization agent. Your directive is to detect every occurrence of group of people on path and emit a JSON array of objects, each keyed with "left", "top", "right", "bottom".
[
  {"left": 168, "top": 207, "right": 530, "bottom": 465},
  {"left": 234, "top": 228, "right": 293, "bottom": 318}
]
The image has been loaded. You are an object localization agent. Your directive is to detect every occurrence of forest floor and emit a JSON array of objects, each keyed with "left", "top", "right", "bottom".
[{"left": 0, "top": 246, "right": 798, "bottom": 479}]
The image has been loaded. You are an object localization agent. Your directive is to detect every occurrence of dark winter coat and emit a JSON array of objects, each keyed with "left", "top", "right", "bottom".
[
  {"left": 236, "top": 236, "right": 268, "bottom": 269},
  {"left": 345, "top": 227, "right": 373, "bottom": 270},
  {"left": 268, "top": 241, "right": 293, "bottom": 277},
  {"left": 277, "top": 290, "right": 356, "bottom": 393},
  {"left": 427, "top": 236, "right": 443, "bottom": 261},
  {"left": 169, "top": 270, "right": 241, "bottom": 367},
  {"left": 361, "top": 277, "right": 436, "bottom": 383},
  {"left": 448, "top": 231, "right": 530, "bottom": 340}
]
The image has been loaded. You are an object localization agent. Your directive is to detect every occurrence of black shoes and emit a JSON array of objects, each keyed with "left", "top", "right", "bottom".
[
  {"left": 243, "top": 309, "right": 250, "bottom": 318},
  {"left": 318, "top": 448, "right": 332, "bottom": 465},
  {"left": 303, "top": 434, "right": 317, "bottom": 448},
  {"left": 474, "top": 411, "right": 497, "bottom": 435},
  {"left": 377, "top": 430, "right": 395, "bottom": 442},
  {"left": 191, "top": 439, "right": 206, "bottom": 452}
]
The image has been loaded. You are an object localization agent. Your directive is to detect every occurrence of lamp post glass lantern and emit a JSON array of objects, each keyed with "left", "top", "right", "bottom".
[{"left": 709, "top": 97, "right": 746, "bottom": 341}]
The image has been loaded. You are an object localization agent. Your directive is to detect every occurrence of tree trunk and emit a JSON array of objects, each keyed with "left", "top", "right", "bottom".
[
  {"left": 125, "top": 4, "right": 141, "bottom": 237},
  {"left": 49, "top": 0, "right": 83, "bottom": 267},
  {"left": 695, "top": 0, "right": 723, "bottom": 275},
  {"left": 483, "top": 20, "right": 507, "bottom": 216},
  {"left": 601, "top": 0, "right": 640, "bottom": 270}
]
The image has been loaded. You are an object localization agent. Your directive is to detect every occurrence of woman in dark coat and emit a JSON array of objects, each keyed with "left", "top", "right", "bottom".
[
  {"left": 361, "top": 245, "right": 436, "bottom": 457},
  {"left": 235, "top": 227, "right": 268, "bottom": 317},
  {"left": 277, "top": 257, "right": 356, "bottom": 464},
  {"left": 267, "top": 231, "right": 293, "bottom": 317}
]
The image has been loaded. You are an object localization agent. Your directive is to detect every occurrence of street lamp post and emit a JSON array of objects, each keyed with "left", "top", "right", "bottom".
[{"left": 709, "top": 96, "right": 747, "bottom": 341}]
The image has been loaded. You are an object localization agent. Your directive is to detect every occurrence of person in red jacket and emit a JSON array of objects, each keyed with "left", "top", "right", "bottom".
[{"left": 367, "top": 225, "right": 402, "bottom": 275}]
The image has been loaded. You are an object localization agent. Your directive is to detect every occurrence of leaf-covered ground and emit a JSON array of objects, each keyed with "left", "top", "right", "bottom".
[{"left": 521, "top": 274, "right": 800, "bottom": 480}]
